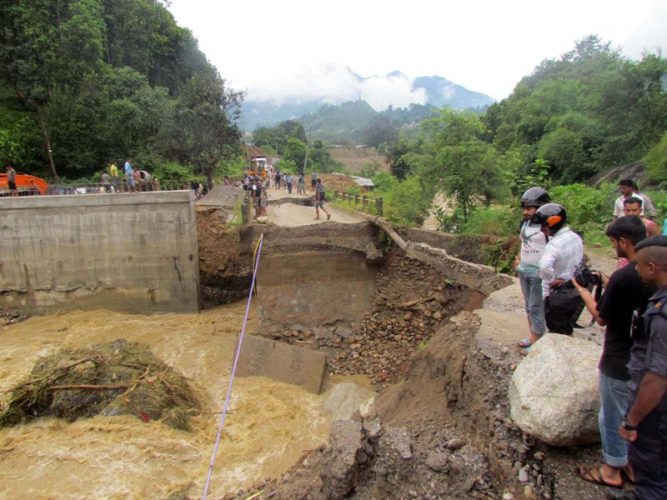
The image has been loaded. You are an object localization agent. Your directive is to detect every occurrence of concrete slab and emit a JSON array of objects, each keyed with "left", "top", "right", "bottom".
[
  {"left": 237, "top": 335, "right": 328, "bottom": 394},
  {"left": 196, "top": 185, "right": 244, "bottom": 210}
]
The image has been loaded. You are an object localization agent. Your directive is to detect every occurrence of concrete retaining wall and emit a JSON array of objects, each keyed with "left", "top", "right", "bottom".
[
  {"left": 0, "top": 192, "right": 200, "bottom": 314},
  {"left": 257, "top": 250, "right": 378, "bottom": 330}
]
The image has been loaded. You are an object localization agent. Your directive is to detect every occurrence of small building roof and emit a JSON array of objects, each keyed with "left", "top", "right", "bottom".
[{"left": 351, "top": 176, "right": 375, "bottom": 188}]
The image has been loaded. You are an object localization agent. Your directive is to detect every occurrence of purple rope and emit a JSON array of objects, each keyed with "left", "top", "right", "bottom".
[{"left": 202, "top": 235, "right": 264, "bottom": 499}]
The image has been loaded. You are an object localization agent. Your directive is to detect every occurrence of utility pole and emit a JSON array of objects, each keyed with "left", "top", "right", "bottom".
[{"left": 303, "top": 126, "right": 312, "bottom": 175}]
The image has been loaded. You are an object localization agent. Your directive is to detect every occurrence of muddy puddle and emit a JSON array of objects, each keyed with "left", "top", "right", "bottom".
[{"left": 0, "top": 303, "right": 333, "bottom": 499}]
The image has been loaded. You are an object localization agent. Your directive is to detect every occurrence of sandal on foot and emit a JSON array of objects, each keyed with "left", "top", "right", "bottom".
[
  {"left": 519, "top": 345, "right": 531, "bottom": 356},
  {"left": 327, "top": 214, "right": 331, "bottom": 220},
  {"left": 517, "top": 338, "right": 533, "bottom": 348},
  {"left": 575, "top": 466, "right": 624, "bottom": 489},
  {"left": 620, "top": 467, "right": 636, "bottom": 485}
]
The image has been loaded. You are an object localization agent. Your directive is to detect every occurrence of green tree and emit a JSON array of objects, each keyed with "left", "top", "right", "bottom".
[
  {"left": 363, "top": 115, "right": 399, "bottom": 148},
  {"left": 167, "top": 71, "right": 243, "bottom": 188},
  {"left": 282, "top": 138, "right": 307, "bottom": 171},
  {"left": 421, "top": 110, "right": 504, "bottom": 218}
]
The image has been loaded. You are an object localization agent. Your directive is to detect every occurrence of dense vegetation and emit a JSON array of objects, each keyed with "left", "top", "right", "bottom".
[
  {"left": 252, "top": 120, "right": 343, "bottom": 174},
  {"left": 309, "top": 37, "right": 667, "bottom": 271},
  {"left": 0, "top": 0, "right": 243, "bottom": 185},
  {"left": 372, "top": 37, "right": 667, "bottom": 231}
]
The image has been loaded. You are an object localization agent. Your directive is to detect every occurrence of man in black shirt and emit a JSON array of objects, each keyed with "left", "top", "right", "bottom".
[{"left": 574, "top": 216, "right": 652, "bottom": 488}]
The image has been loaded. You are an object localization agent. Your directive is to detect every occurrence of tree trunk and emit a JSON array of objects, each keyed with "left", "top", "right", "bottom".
[
  {"left": 206, "top": 169, "right": 213, "bottom": 191},
  {"left": 35, "top": 106, "right": 59, "bottom": 181}
]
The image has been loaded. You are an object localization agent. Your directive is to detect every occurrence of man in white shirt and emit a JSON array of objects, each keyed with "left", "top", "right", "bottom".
[
  {"left": 612, "top": 179, "right": 657, "bottom": 221},
  {"left": 532, "top": 203, "right": 584, "bottom": 334}
]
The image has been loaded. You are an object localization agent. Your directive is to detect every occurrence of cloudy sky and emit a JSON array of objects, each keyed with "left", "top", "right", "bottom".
[{"left": 168, "top": 0, "right": 667, "bottom": 108}]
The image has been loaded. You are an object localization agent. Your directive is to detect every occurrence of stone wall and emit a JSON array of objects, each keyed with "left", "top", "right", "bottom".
[{"left": 0, "top": 192, "right": 200, "bottom": 314}]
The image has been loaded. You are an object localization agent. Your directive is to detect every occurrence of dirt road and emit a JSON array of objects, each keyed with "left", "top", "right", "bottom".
[{"left": 265, "top": 188, "right": 365, "bottom": 227}]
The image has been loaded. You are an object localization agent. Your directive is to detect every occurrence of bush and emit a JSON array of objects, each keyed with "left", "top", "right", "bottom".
[
  {"left": 384, "top": 176, "right": 430, "bottom": 226},
  {"left": 645, "top": 132, "right": 667, "bottom": 186},
  {"left": 549, "top": 183, "right": 616, "bottom": 227}
]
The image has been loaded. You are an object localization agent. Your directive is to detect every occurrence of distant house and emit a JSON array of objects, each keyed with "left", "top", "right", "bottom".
[
  {"left": 245, "top": 145, "right": 268, "bottom": 172},
  {"left": 352, "top": 176, "right": 375, "bottom": 190}
]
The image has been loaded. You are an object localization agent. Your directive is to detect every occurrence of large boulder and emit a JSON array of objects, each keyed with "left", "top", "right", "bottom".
[{"left": 509, "top": 334, "right": 602, "bottom": 446}]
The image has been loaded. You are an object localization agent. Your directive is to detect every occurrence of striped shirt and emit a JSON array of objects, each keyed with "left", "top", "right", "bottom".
[{"left": 539, "top": 226, "right": 584, "bottom": 297}]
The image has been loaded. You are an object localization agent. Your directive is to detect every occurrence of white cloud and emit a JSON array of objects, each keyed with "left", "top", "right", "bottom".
[
  {"left": 243, "top": 63, "right": 427, "bottom": 110},
  {"left": 168, "top": 0, "right": 667, "bottom": 102},
  {"left": 359, "top": 74, "right": 427, "bottom": 110}
]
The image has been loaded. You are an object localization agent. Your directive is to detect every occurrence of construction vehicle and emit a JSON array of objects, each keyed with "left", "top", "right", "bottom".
[{"left": 0, "top": 172, "right": 49, "bottom": 196}]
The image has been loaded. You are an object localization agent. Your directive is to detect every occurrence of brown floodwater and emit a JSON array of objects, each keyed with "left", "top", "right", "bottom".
[{"left": 0, "top": 303, "right": 330, "bottom": 499}]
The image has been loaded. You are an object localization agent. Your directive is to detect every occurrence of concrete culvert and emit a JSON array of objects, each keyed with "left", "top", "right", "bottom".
[{"left": 0, "top": 338, "right": 201, "bottom": 430}]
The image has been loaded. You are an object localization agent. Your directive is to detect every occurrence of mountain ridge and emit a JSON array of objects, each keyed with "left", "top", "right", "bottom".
[{"left": 240, "top": 69, "right": 495, "bottom": 131}]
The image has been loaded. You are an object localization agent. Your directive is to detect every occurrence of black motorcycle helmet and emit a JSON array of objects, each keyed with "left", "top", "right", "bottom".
[
  {"left": 531, "top": 203, "right": 567, "bottom": 233},
  {"left": 520, "top": 187, "right": 550, "bottom": 208}
]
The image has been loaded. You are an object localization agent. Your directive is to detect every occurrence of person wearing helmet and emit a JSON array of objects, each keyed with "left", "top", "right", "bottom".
[
  {"left": 532, "top": 203, "right": 584, "bottom": 334},
  {"left": 515, "top": 187, "right": 550, "bottom": 351}
]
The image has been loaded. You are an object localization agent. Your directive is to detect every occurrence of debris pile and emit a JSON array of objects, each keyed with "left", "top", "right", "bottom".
[
  {"left": 0, "top": 339, "right": 201, "bottom": 430},
  {"left": 327, "top": 249, "right": 475, "bottom": 386}
]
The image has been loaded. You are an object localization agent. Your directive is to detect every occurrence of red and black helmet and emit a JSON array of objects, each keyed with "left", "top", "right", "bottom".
[{"left": 531, "top": 203, "right": 567, "bottom": 232}]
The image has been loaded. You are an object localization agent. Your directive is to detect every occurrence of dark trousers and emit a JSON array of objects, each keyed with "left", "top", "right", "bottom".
[{"left": 629, "top": 410, "right": 667, "bottom": 499}]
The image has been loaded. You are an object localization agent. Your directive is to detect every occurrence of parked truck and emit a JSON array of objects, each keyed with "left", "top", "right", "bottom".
[{"left": 0, "top": 172, "right": 49, "bottom": 196}]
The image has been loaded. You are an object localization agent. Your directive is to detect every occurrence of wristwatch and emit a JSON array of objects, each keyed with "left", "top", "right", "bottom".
[{"left": 621, "top": 418, "right": 638, "bottom": 431}]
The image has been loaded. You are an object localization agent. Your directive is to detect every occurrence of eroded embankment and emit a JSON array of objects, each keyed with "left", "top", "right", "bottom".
[{"left": 213, "top": 219, "right": 545, "bottom": 499}]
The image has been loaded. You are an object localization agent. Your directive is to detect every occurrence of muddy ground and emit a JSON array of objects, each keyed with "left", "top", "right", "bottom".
[
  {"left": 0, "top": 193, "right": 625, "bottom": 499},
  {"left": 200, "top": 210, "right": 621, "bottom": 499}
]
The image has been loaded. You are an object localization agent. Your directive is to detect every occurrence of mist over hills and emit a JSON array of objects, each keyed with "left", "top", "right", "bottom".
[{"left": 240, "top": 67, "right": 495, "bottom": 133}]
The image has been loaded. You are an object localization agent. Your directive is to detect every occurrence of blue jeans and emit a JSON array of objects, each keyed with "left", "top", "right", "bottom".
[
  {"left": 598, "top": 371, "right": 630, "bottom": 467},
  {"left": 518, "top": 270, "right": 545, "bottom": 335}
]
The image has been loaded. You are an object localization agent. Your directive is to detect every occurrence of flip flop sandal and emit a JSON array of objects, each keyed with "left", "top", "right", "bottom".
[
  {"left": 620, "top": 468, "right": 636, "bottom": 485},
  {"left": 517, "top": 338, "right": 533, "bottom": 348},
  {"left": 575, "top": 466, "right": 624, "bottom": 489}
]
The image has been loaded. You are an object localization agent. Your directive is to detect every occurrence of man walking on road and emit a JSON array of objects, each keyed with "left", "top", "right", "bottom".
[
  {"left": 285, "top": 173, "right": 293, "bottom": 194},
  {"left": 314, "top": 178, "right": 331, "bottom": 221}
]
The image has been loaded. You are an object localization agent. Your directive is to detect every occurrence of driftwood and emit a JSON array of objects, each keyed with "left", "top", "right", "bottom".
[{"left": 50, "top": 384, "right": 129, "bottom": 391}]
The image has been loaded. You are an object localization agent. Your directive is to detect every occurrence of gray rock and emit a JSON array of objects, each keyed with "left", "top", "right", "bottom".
[
  {"left": 385, "top": 426, "right": 412, "bottom": 459},
  {"left": 425, "top": 451, "right": 449, "bottom": 473},
  {"left": 518, "top": 468, "right": 529, "bottom": 482},
  {"left": 362, "top": 417, "right": 383, "bottom": 439},
  {"left": 445, "top": 437, "right": 466, "bottom": 450},
  {"left": 321, "top": 420, "right": 364, "bottom": 499},
  {"left": 509, "top": 334, "right": 601, "bottom": 446}
]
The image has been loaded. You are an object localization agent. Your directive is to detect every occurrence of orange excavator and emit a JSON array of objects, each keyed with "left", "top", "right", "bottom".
[{"left": 0, "top": 172, "right": 49, "bottom": 196}]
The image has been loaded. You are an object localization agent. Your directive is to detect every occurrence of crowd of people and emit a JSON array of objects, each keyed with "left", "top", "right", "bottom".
[
  {"left": 102, "top": 160, "right": 157, "bottom": 193},
  {"left": 514, "top": 180, "right": 667, "bottom": 498},
  {"left": 242, "top": 166, "right": 331, "bottom": 221}
]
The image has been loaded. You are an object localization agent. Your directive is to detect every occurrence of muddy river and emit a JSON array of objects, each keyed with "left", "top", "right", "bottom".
[{"left": 0, "top": 303, "right": 333, "bottom": 499}]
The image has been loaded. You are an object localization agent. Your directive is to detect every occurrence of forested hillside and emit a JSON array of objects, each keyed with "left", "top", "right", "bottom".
[
  {"left": 483, "top": 36, "right": 667, "bottom": 183},
  {"left": 0, "top": 0, "right": 242, "bottom": 184},
  {"left": 295, "top": 36, "right": 666, "bottom": 255}
]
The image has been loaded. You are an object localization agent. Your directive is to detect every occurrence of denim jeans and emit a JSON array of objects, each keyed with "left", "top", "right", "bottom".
[
  {"left": 598, "top": 371, "right": 630, "bottom": 467},
  {"left": 518, "top": 270, "right": 546, "bottom": 335}
]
